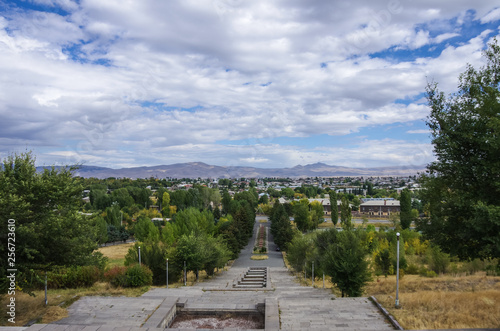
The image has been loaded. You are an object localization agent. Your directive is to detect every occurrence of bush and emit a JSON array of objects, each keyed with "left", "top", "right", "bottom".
[
  {"left": 427, "top": 245, "right": 450, "bottom": 274},
  {"left": 45, "top": 266, "right": 100, "bottom": 289},
  {"left": 105, "top": 265, "right": 152, "bottom": 287},
  {"left": 406, "top": 264, "right": 419, "bottom": 275},
  {"left": 104, "top": 266, "right": 128, "bottom": 287},
  {"left": 125, "top": 264, "right": 153, "bottom": 287}
]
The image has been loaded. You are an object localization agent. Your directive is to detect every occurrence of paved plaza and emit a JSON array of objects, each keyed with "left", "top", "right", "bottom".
[{"left": 3, "top": 217, "right": 396, "bottom": 330}]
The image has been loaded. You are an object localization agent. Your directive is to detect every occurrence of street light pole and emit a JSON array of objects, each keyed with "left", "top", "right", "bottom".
[
  {"left": 396, "top": 232, "right": 400, "bottom": 308},
  {"left": 138, "top": 246, "right": 141, "bottom": 266},
  {"left": 166, "top": 258, "right": 169, "bottom": 289}
]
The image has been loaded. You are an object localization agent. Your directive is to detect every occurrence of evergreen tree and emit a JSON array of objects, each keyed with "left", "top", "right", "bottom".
[
  {"left": 399, "top": 188, "right": 412, "bottom": 229},
  {"left": 330, "top": 190, "right": 338, "bottom": 225}
]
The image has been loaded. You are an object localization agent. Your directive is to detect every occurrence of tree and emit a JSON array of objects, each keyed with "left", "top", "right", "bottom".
[
  {"left": 269, "top": 201, "right": 294, "bottom": 250},
  {"left": 161, "top": 192, "right": 170, "bottom": 217},
  {"left": 322, "top": 229, "right": 371, "bottom": 297},
  {"left": 399, "top": 188, "right": 412, "bottom": 229},
  {"left": 340, "top": 196, "right": 352, "bottom": 229},
  {"left": 95, "top": 216, "right": 109, "bottom": 245},
  {"left": 293, "top": 200, "right": 311, "bottom": 233},
  {"left": 0, "top": 152, "right": 105, "bottom": 293},
  {"left": 134, "top": 216, "right": 160, "bottom": 242},
  {"left": 329, "top": 190, "right": 338, "bottom": 225},
  {"left": 419, "top": 39, "right": 500, "bottom": 260}
]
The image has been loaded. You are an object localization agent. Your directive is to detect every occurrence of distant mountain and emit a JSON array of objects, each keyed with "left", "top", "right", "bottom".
[{"left": 37, "top": 162, "right": 426, "bottom": 179}]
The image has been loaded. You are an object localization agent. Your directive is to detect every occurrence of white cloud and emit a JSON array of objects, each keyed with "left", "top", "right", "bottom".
[
  {"left": 0, "top": 0, "right": 498, "bottom": 168},
  {"left": 481, "top": 7, "right": 500, "bottom": 23}
]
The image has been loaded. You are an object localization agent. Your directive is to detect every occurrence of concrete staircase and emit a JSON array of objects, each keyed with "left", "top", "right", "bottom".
[{"left": 233, "top": 267, "right": 268, "bottom": 288}]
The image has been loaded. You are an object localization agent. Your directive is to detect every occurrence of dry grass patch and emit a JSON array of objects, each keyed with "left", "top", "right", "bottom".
[
  {"left": 368, "top": 274, "right": 500, "bottom": 330},
  {"left": 98, "top": 242, "right": 135, "bottom": 268},
  {"left": 258, "top": 219, "right": 268, "bottom": 223},
  {"left": 251, "top": 255, "right": 269, "bottom": 260}
]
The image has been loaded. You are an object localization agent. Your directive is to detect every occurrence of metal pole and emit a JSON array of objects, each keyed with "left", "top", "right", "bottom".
[
  {"left": 304, "top": 262, "right": 306, "bottom": 282},
  {"left": 45, "top": 272, "right": 48, "bottom": 306},
  {"left": 120, "top": 211, "right": 123, "bottom": 227},
  {"left": 396, "top": 232, "right": 400, "bottom": 308},
  {"left": 166, "top": 259, "right": 169, "bottom": 289},
  {"left": 323, "top": 273, "right": 325, "bottom": 289},
  {"left": 312, "top": 261, "right": 315, "bottom": 287},
  {"left": 138, "top": 246, "right": 141, "bottom": 266},
  {"left": 184, "top": 261, "right": 187, "bottom": 286}
]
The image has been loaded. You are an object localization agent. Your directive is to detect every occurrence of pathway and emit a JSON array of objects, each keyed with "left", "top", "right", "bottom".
[{"left": 8, "top": 216, "right": 395, "bottom": 330}]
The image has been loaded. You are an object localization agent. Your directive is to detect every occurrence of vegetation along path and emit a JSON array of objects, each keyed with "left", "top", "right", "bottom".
[{"left": 8, "top": 217, "right": 395, "bottom": 331}]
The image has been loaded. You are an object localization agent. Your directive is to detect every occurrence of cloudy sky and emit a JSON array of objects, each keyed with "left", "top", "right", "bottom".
[{"left": 1, "top": 1, "right": 499, "bottom": 169}]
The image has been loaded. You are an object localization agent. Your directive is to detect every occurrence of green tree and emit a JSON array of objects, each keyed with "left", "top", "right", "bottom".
[
  {"left": 0, "top": 152, "right": 105, "bottom": 293},
  {"left": 269, "top": 201, "right": 294, "bottom": 250},
  {"left": 419, "top": 40, "right": 500, "bottom": 260},
  {"left": 399, "top": 188, "right": 412, "bottom": 230},
  {"left": 329, "top": 190, "right": 338, "bottom": 225},
  {"left": 322, "top": 229, "right": 371, "bottom": 297},
  {"left": 134, "top": 216, "right": 160, "bottom": 242},
  {"left": 95, "top": 216, "right": 109, "bottom": 245},
  {"left": 340, "top": 196, "right": 352, "bottom": 229},
  {"left": 293, "top": 200, "right": 311, "bottom": 233},
  {"left": 161, "top": 192, "right": 170, "bottom": 217}
]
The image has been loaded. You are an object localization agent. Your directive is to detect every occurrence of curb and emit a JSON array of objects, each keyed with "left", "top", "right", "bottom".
[{"left": 369, "top": 296, "right": 404, "bottom": 330}]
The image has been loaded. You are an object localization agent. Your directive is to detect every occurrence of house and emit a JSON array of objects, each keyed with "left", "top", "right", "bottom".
[{"left": 359, "top": 200, "right": 400, "bottom": 216}]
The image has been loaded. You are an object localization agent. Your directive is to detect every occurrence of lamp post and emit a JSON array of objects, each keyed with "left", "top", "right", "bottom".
[
  {"left": 166, "top": 258, "right": 169, "bottom": 289},
  {"left": 312, "top": 261, "right": 315, "bottom": 287},
  {"left": 396, "top": 232, "right": 400, "bottom": 308},
  {"left": 138, "top": 246, "right": 141, "bottom": 266}
]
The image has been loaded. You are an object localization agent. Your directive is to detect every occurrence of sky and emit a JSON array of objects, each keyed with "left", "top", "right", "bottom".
[{"left": 0, "top": 0, "right": 499, "bottom": 169}]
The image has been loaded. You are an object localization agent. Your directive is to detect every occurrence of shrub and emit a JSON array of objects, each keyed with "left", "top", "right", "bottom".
[
  {"left": 45, "top": 266, "right": 100, "bottom": 289},
  {"left": 427, "top": 246, "right": 450, "bottom": 274},
  {"left": 125, "top": 264, "right": 153, "bottom": 287},
  {"left": 425, "top": 270, "right": 438, "bottom": 278},
  {"left": 104, "top": 266, "right": 128, "bottom": 287},
  {"left": 259, "top": 247, "right": 267, "bottom": 254},
  {"left": 406, "top": 263, "right": 419, "bottom": 275}
]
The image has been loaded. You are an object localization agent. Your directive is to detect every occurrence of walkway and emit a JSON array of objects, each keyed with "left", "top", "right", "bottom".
[{"left": 8, "top": 216, "right": 395, "bottom": 330}]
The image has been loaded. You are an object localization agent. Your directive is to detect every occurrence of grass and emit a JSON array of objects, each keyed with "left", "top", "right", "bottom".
[
  {"left": 98, "top": 242, "right": 135, "bottom": 268},
  {"left": 251, "top": 255, "right": 269, "bottom": 260},
  {"left": 367, "top": 273, "right": 500, "bottom": 330}
]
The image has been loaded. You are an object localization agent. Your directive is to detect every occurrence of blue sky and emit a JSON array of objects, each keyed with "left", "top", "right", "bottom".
[{"left": 0, "top": 1, "right": 499, "bottom": 169}]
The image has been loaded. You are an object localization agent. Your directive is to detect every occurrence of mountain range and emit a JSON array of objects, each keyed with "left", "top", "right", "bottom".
[{"left": 38, "top": 162, "right": 426, "bottom": 179}]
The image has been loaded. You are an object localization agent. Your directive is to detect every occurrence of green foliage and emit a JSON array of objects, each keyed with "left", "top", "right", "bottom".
[
  {"left": 269, "top": 201, "right": 294, "bottom": 250},
  {"left": 340, "top": 196, "right": 352, "bottom": 229},
  {"left": 426, "top": 245, "right": 450, "bottom": 274},
  {"left": 0, "top": 152, "right": 105, "bottom": 294},
  {"left": 172, "top": 207, "right": 215, "bottom": 238},
  {"left": 293, "top": 199, "right": 313, "bottom": 232},
  {"left": 286, "top": 232, "right": 315, "bottom": 272},
  {"left": 134, "top": 216, "right": 160, "bottom": 242},
  {"left": 125, "top": 264, "right": 153, "bottom": 287},
  {"left": 95, "top": 216, "right": 108, "bottom": 244},
  {"left": 45, "top": 266, "right": 101, "bottom": 289},
  {"left": 322, "top": 229, "right": 371, "bottom": 297},
  {"left": 399, "top": 188, "right": 412, "bottom": 229},
  {"left": 374, "top": 249, "right": 391, "bottom": 277},
  {"left": 329, "top": 191, "right": 338, "bottom": 225},
  {"left": 420, "top": 39, "right": 500, "bottom": 260}
]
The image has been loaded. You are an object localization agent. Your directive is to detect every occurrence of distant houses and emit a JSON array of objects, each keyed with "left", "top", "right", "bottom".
[{"left": 359, "top": 199, "right": 400, "bottom": 216}]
